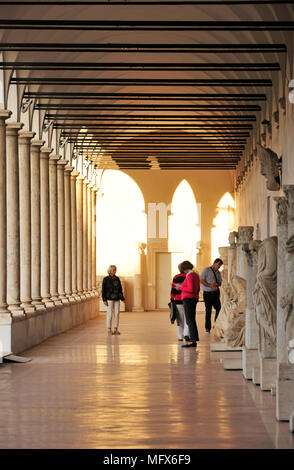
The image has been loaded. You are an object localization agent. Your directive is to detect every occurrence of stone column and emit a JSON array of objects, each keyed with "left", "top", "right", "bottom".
[
  {"left": 76, "top": 175, "right": 85, "bottom": 298},
  {"left": 6, "top": 122, "right": 24, "bottom": 316},
  {"left": 57, "top": 159, "right": 68, "bottom": 303},
  {"left": 87, "top": 182, "right": 93, "bottom": 295},
  {"left": 49, "top": 154, "right": 61, "bottom": 305},
  {"left": 83, "top": 178, "right": 90, "bottom": 296},
  {"left": 31, "top": 140, "right": 46, "bottom": 310},
  {"left": 0, "top": 110, "right": 11, "bottom": 315},
  {"left": 18, "top": 130, "right": 36, "bottom": 314},
  {"left": 0, "top": 110, "right": 12, "bottom": 358},
  {"left": 92, "top": 186, "right": 98, "bottom": 293},
  {"left": 242, "top": 238, "right": 261, "bottom": 379},
  {"left": 40, "top": 147, "right": 54, "bottom": 307},
  {"left": 64, "top": 165, "right": 75, "bottom": 302},
  {"left": 70, "top": 170, "right": 79, "bottom": 300}
]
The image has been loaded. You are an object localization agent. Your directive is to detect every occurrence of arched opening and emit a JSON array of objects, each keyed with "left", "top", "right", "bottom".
[
  {"left": 168, "top": 179, "right": 200, "bottom": 274},
  {"left": 211, "top": 192, "right": 235, "bottom": 262},
  {"left": 96, "top": 170, "right": 147, "bottom": 278}
]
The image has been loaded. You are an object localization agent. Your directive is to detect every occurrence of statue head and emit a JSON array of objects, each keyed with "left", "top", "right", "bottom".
[{"left": 257, "top": 144, "right": 280, "bottom": 191}]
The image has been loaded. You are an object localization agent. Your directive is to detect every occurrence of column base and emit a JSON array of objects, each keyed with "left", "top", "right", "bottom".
[
  {"left": 242, "top": 347, "right": 259, "bottom": 380},
  {"left": 276, "top": 363, "right": 294, "bottom": 421},
  {"left": 31, "top": 301, "right": 46, "bottom": 311},
  {"left": 132, "top": 307, "right": 144, "bottom": 312},
  {"left": 42, "top": 298, "right": 55, "bottom": 308},
  {"left": 260, "top": 357, "right": 277, "bottom": 391},
  {"left": 20, "top": 302, "right": 36, "bottom": 315}
]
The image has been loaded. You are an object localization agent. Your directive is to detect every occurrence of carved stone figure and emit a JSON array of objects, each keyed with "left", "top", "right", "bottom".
[
  {"left": 214, "top": 275, "right": 247, "bottom": 347},
  {"left": 253, "top": 236, "right": 278, "bottom": 356},
  {"left": 256, "top": 143, "right": 280, "bottom": 191},
  {"left": 280, "top": 235, "right": 294, "bottom": 350},
  {"left": 228, "top": 231, "right": 238, "bottom": 247}
]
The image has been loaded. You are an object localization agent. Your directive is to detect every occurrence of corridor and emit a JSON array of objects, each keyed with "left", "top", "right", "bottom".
[{"left": 0, "top": 307, "right": 293, "bottom": 450}]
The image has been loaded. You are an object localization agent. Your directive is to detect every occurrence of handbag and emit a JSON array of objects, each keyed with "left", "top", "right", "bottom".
[{"left": 168, "top": 299, "right": 179, "bottom": 324}]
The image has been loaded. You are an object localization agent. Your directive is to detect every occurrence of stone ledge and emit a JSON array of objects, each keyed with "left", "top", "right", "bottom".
[{"left": 11, "top": 296, "right": 100, "bottom": 355}]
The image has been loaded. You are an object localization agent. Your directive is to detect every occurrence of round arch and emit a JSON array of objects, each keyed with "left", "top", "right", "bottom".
[
  {"left": 168, "top": 179, "right": 201, "bottom": 273},
  {"left": 96, "top": 169, "right": 147, "bottom": 277},
  {"left": 211, "top": 192, "right": 235, "bottom": 263}
]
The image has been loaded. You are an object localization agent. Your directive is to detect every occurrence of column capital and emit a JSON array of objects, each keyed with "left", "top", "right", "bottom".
[
  {"left": 0, "top": 109, "right": 12, "bottom": 120},
  {"left": 18, "top": 130, "right": 35, "bottom": 141},
  {"left": 49, "top": 153, "right": 61, "bottom": 162},
  {"left": 57, "top": 158, "right": 68, "bottom": 167},
  {"left": 237, "top": 226, "right": 254, "bottom": 245},
  {"left": 273, "top": 196, "right": 288, "bottom": 226},
  {"left": 6, "top": 122, "right": 24, "bottom": 134},
  {"left": 40, "top": 146, "right": 53, "bottom": 156},
  {"left": 70, "top": 170, "right": 80, "bottom": 179},
  {"left": 83, "top": 178, "right": 90, "bottom": 186},
  {"left": 31, "top": 139, "right": 45, "bottom": 148},
  {"left": 65, "top": 165, "right": 74, "bottom": 173}
]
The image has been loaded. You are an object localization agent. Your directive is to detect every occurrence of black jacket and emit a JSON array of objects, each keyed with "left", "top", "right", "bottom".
[{"left": 102, "top": 275, "right": 125, "bottom": 302}]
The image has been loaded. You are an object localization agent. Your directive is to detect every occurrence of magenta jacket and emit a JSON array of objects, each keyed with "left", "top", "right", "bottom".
[{"left": 181, "top": 270, "right": 200, "bottom": 300}]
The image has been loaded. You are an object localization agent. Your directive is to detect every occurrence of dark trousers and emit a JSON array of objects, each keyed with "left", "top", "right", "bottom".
[
  {"left": 183, "top": 298, "right": 199, "bottom": 342},
  {"left": 203, "top": 290, "right": 221, "bottom": 331}
]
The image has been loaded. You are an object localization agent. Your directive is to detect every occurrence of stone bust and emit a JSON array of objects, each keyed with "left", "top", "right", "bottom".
[{"left": 257, "top": 143, "right": 280, "bottom": 191}]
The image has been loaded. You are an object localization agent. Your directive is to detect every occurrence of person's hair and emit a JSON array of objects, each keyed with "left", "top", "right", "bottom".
[
  {"left": 213, "top": 258, "right": 223, "bottom": 266},
  {"left": 107, "top": 265, "right": 117, "bottom": 274},
  {"left": 181, "top": 260, "right": 194, "bottom": 271},
  {"left": 178, "top": 262, "right": 184, "bottom": 273}
]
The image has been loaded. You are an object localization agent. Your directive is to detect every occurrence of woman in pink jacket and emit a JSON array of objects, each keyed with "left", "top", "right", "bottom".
[{"left": 178, "top": 260, "right": 200, "bottom": 348}]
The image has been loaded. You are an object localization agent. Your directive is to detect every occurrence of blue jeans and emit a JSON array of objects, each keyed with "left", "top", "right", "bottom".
[{"left": 183, "top": 298, "right": 199, "bottom": 342}]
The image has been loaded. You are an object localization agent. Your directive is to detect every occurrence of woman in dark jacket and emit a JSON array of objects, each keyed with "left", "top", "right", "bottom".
[{"left": 102, "top": 265, "right": 125, "bottom": 335}]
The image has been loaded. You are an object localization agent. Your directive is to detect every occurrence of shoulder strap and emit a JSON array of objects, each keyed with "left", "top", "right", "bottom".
[{"left": 210, "top": 267, "right": 218, "bottom": 284}]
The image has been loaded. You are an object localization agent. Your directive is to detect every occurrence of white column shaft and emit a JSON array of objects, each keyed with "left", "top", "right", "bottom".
[
  {"left": 6, "top": 122, "right": 23, "bottom": 314},
  {"left": 19, "top": 131, "right": 35, "bottom": 312},
  {"left": 0, "top": 111, "right": 11, "bottom": 314},
  {"left": 31, "top": 140, "right": 45, "bottom": 308}
]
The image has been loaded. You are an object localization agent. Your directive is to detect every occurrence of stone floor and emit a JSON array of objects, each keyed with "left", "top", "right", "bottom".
[{"left": 0, "top": 305, "right": 294, "bottom": 450}]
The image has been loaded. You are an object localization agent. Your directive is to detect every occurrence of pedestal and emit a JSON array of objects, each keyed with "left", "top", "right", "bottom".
[
  {"left": 242, "top": 347, "right": 259, "bottom": 380},
  {"left": 276, "top": 363, "right": 294, "bottom": 421},
  {"left": 260, "top": 357, "right": 277, "bottom": 391}
]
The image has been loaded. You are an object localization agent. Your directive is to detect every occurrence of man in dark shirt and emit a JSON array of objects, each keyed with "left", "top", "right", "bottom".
[{"left": 200, "top": 258, "right": 223, "bottom": 333}]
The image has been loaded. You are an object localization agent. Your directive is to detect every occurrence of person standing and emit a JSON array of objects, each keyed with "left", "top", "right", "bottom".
[
  {"left": 170, "top": 263, "right": 190, "bottom": 342},
  {"left": 178, "top": 260, "right": 200, "bottom": 348},
  {"left": 200, "top": 258, "right": 223, "bottom": 333},
  {"left": 102, "top": 265, "right": 125, "bottom": 335}
]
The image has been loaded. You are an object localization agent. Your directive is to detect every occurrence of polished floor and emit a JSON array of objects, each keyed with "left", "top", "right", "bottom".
[{"left": 0, "top": 305, "right": 294, "bottom": 449}]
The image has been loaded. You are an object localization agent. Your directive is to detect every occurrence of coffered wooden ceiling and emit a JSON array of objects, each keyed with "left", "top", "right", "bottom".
[{"left": 0, "top": 1, "right": 293, "bottom": 170}]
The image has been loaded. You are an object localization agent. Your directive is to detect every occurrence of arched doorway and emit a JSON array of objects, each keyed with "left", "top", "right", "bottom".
[{"left": 211, "top": 192, "right": 235, "bottom": 262}]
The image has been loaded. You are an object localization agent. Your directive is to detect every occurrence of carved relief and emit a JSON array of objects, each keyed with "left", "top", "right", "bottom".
[
  {"left": 256, "top": 144, "right": 280, "bottom": 191},
  {"left": 253, "top": 236, "right": 278, "bottom": 355},
  {"left": 283, "top": 185, "right": 294, "bottom": 223},
  {"left": 273, "top": 196, "right": 288, "bottom": 226}
]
